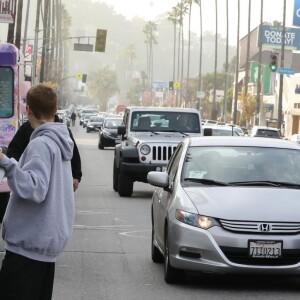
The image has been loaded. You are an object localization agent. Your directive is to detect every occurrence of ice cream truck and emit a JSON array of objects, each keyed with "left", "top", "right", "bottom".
[{"left": 0, "top": 42, "right": 30, "bottom": 219}]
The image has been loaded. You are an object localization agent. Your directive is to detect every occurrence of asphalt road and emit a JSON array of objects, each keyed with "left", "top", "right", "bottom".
[{"left": 1, "top": 122, "right": 300, "bottom": 299}]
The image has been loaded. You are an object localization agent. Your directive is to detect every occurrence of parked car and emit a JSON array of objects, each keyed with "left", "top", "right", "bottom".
[
  {"left": 56, "top": 110, "right": 70, "bottom": 127},
  {"left": 98, "top": 117, "right": 123, "bottom": 149},
  {"left": 250, "top": 126, "right": 281, "bottom": 138},
  {"left": 82, "top": 113, "right": 98, "bottom": 128},
  {"left": 86, "top": 116, "right": 105, "bottom": 133},
  {"left": 148, "top": 136, "right": 300, "bottom": 283},
  {"left": 289, "top": 134, "right": 300, "bottom": 144},
  {"left": 203, "top": 125, "right": 240, "bottom": 136}
]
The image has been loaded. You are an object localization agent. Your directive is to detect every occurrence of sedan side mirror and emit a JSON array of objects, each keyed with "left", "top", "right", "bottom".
[{"left": 147, "top": 171, "right": 169, "bottom": 189}]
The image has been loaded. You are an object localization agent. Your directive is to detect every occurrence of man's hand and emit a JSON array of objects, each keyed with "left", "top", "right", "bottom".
[{"left": 73, "top": 178, "right": 79, "bottom": 192}]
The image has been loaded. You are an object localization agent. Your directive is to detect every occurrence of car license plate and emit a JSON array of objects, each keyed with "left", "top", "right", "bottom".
[{"left": 248, "top": 240, "right": 282, "bottom": 258}]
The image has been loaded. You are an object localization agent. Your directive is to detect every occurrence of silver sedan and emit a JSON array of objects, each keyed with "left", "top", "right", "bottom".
[{"left": 148, "top": 136, "right": 300, "bottom": 283}]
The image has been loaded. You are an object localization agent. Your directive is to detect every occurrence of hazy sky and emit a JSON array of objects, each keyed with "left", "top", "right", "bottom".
[
  {"left": 0, "top": 0, "right": 296, "bottom": 46},
  {"left": 97, "top": 0, "right": 295, "bottom": 45}
]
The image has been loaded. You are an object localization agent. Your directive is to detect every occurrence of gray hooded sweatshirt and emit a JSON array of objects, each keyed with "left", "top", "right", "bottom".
[{"left": 0, "top": 122, "right": 75, "bottom": 262}]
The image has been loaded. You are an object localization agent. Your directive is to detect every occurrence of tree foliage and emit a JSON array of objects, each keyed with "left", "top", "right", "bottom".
[{"left": 87, "top": 67, "right": 119, "bottom": 111}]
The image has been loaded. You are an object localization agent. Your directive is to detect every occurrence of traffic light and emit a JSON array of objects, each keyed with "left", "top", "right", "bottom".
[
  {"left": 269, "top": 53, "right": 278, "bottom": 72},
  {"left": 82, "top": 74, "right": 87, "bottom": 83},
  {"left": 168, "top": 81, "right": 174, "bottom": 91}
]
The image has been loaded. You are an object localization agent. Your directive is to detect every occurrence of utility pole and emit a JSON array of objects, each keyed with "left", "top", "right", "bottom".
[{"left": 278, "top": 0, "right": 286, "bottom": 133}]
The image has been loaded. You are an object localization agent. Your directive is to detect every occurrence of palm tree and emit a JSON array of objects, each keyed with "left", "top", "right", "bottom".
[
  {"left": 185, "top": 0, "right": 193, "bottom": 106},
  {"left": 40, "top": 0, "right": 51, "bottom": 83},
  {"left": 6, "top": 0, "right": 17, "bottom": 43},
  {"left": 167, "top": 6, "right": 178, "bottom": 82},
  {"left": 176, "top": 1, "right": 188, "bottom": 106},
  {"left": 15, "top": 0, "right": 23, "bottom": 49},
  {"left": 143, "top": 21, "right": 158, "bottom": 90},
  {"left": 212, "top": 0, "right": 218, "bottom": 120},
  {"left": 233, "top": 0, "right": 240, "bottom": 124},
  {"left": 257, "top": 0, "right": 264, "bottom": 125},
  {"left": 223, "top": 0, "right": 229, "bottom": 122},
  {"left": 194, "top": 0, "right": 203, "bottom": 111},
  {"left": 244, "top": 0, "right": 251, "bottom": 96}
]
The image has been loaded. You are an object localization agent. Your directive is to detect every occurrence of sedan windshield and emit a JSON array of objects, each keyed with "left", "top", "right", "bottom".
[{"left": 182, "top": 146, "right": 300, "bottom": 185}]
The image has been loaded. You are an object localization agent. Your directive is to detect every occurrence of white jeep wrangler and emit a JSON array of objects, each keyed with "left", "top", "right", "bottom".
[{"left": 113, "top": 107, "right": 203, "bottom": 197}]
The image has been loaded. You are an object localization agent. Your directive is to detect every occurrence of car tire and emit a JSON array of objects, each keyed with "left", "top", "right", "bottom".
[
  {"left": 152, "top": 222, "right": 164, "bottom": 263},
  {"left": 118, "top": 159, "right": 133, "bottom": 197},
  {"left": 164, "top": 226, "right": 184, "bottom": 284},
  {"left": 86, "top": 128, "right": 90, "bottom": 133},
  {"left": 98, "top": 137, "right": 104, "bottom": 149},
  {"left": 113, "top": 158, "right": 119, "bottom": 192}
]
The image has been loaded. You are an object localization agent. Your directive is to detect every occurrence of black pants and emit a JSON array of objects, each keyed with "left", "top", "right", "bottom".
[{"left": 0, "top": 250, "right": 55, "bottom": 300}]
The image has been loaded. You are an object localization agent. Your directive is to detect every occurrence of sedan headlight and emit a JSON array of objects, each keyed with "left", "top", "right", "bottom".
[
  {"left": 175, "top": 209, "right": 218, "bottom": 229},
  {"left": 140, "top": 144, "right": 151, "bottom": 155}
]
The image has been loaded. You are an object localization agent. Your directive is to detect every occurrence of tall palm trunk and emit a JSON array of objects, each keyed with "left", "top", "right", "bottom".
[
  {"left": 40, "top": 0, "right": 50, "bottom": 82},
  {"left": 186, "top": 0, "right": 192, "bottom": 107},
  {"left": 32, "top": 0, "right": 42, "bottom": 84},
  {"left": 176, "top": 18, "right": 181, "bottom": 107},
  {"left": 197, "top": 0, "right": 203, "bottom": 111},
  {"left": 15, "top": 0, "right": 23, "bottom": 49},
  {"left": 233, "top": 0, "right": 240, "bottom": 124},
  {"left": 49, "top": 0, "right": 55, "bottom": 81},
  {"left": 223, "top": 0, "right": 229, "bottom": 122},
  {"left": 7, "top": 0, "right": 17, "bottom": 43},
  {"left": 258, "top": 0, "right": 264, "bottom": 125},
  {"left": 244, "top": 0, "right": 251, "bottom": 96},
  {"left": 180, "top": 14, "right": 184, "bottom": 107},
  {"left": 212, "top": 0, "right": 218, "bottom": 120},
  {"left": 172, "top": 18, "right": 177, "bottom": 82}
]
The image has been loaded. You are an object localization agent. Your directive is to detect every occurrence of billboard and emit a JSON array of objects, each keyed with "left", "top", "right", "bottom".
[
  {"left": 257, "top": 24, "right": 300, "bottom": 50},
  {"left": 0, "top": 0, "right": 15, "bottom": 24},
  {"left": 293, "top": 0, "right": 300, "bottom": 26}
]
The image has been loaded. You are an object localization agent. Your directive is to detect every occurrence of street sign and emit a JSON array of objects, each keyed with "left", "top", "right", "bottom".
[
  {"left": 73, "top": 43, "right": 94, "bottom": 52},
  {"left": 197, "top": 91, "right": 205, "bottom": 98},
  {"left": 75, "top": 73, "right": 83, "bottom": 80},
  {"left": 173, "top": 81, "right": 180, "bottom": 89},
  {"left": 277, "top": 67, "right": 295, "bottom": 75}
]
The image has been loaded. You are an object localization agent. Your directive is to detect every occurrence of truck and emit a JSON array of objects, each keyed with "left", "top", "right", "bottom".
[
  {"left": 113, "top": 106, "right": 202, "bottom": 197},
  {"left": 0, "top": 42, "right": 29, "bottom": 220}
]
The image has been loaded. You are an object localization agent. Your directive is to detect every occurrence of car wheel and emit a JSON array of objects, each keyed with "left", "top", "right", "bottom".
[
  {"left": 152, "top": 217, "right": 164, "bottom": 263},
  {"left": 118, "top": 159, "right": 133, "bottom": 197},
  {"left": 164, "top": 226, "right": 184, "bottom": 284},
  {"left": 113, "top": 158, "right": 119, "bottom": 192},
  {"left": 86, "top": 128, "right": 90, "bottom": 133},
  {"left": 98, "top": 136, "right": 104, "bottom": 149}
]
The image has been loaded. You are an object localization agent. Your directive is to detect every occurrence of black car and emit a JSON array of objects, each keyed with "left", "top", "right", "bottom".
[
  {"left": 86, "top": 116, "right": 105, "bottom": 133},
  {"left": 98, "top": 117, "right": 123, "bottom": 149}
]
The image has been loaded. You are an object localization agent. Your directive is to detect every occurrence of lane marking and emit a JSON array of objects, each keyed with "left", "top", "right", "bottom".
[{"left": 119, "top": 230, "right": 151, "bottom": 239}]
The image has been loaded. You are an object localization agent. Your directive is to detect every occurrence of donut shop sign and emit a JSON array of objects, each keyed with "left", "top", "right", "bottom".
[{"left": 258, "top": 25, "right": 300, "bottom": 50}]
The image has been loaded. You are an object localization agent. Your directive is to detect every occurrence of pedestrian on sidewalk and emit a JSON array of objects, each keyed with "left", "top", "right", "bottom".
[{"left": 0, "top": 83, "right": 75, "bottom": 299}]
